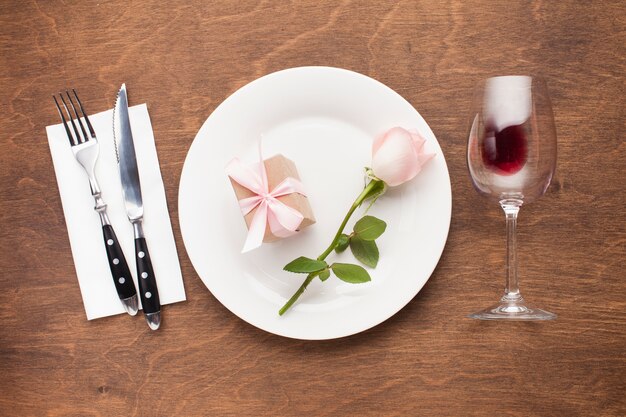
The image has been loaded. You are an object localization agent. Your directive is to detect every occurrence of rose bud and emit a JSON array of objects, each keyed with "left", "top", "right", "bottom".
[{"left": 371, "top": 127, "right": 435, "bottom": 186}]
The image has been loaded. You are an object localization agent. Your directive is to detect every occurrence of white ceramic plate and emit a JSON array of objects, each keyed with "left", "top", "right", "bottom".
[{"left": 179, "top": 67, "right": 451, "bottom": 340}]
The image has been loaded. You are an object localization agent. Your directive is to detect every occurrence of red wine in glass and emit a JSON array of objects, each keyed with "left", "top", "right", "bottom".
[{"left": 481, "top": 123, "right": 527, "bottom": 175}]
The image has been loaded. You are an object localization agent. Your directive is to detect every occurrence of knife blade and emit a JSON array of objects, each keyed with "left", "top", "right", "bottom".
[{"left": 113, "top": 83, "right": 161, "bottom": 330}]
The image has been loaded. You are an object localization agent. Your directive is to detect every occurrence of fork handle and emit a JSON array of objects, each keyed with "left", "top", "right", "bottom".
[
  {"left": 135, "top": 237, "right": 161, "bottom": 314},
  {"left": 102, "top": 225, "right": 137, "bottom": 299}
]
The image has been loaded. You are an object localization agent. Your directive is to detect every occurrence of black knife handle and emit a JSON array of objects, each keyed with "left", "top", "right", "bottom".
[
  {"left": 102, "top": 225, "right": 137, "bottom": 299},
  {"left": 135, "top": 237, "right": 161, "bottom": 314}
]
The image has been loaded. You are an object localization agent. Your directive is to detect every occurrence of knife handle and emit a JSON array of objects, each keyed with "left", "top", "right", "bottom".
[
  {"left": 102, "top": 225, "right": 137, "bottom": 299},
  {"left": 135, "top": 237, "right": 161, "bottom": 314}
]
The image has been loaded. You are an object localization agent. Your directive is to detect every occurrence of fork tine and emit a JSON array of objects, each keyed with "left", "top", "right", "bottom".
[
  {"left": 53, "top": 95, "right": 77, "bottom": 146},
  {"left": 65, "top": 90, "right": 90, "bottom": 142},
  {"left": 72, "top": 89, "right": 96, "bottom": 139},
  {"left": 59, "top": 93, "right": 84, "bottom": 144}
]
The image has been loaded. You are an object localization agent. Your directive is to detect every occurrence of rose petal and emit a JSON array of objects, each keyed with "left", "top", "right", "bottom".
[
  {"left": 372, "top": 132, "right": 386, "bottom": 155},
  {"left": 418, "top": 152, "right": 435, "bottom": 166},
  {"left": 371, "top": 128, "right": 420, "bottom": 186},
  {"left": 409, "top": 130, "right": 427, "bottom": 154},
  {"left": 410, "top": 131, "right": 435, "bottom": 168}
]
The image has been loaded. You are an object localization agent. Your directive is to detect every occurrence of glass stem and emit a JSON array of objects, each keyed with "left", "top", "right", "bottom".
[{"left": 501, "top": 200, "right": 522, "bottom": 301}]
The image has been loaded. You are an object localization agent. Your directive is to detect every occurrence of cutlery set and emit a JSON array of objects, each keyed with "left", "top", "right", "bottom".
[{"left": 53, "top": 85, "right": 161, "bottom": 330}]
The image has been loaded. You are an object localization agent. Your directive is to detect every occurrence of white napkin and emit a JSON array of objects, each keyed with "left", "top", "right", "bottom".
[{"left": 46, "top": 104, "right": 186, "bottom": 320}]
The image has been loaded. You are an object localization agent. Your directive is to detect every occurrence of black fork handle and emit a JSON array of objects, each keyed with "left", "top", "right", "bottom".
[{"left": 102, "top": 225, "right": 137, "bottom": 299}]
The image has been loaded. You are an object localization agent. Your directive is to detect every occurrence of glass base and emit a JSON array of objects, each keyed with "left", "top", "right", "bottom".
[{"left": 469, "top": 297, "right": 556, "bottom": 321}]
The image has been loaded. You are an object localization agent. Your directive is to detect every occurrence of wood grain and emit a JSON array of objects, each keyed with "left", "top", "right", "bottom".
[{"left": 1, "top": 1, "right": 625, "bottom": 416}]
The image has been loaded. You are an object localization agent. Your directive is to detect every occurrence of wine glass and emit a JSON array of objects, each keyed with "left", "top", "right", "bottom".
[{"left": 466, "top": 75, "right": 557, "bottom": 320}]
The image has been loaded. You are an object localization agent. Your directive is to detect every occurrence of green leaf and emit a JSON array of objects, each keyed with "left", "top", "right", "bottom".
[
  {"left": 330, "top": 263, "right": 371, "bottom": 284},
  {"left": 284, "top": 257, "right": 327, "bottom": 274},
  {"left": 335, "top": 234, "right": 350, "bottom": 253},
  {"left": 353, "top": 215, "right": 387, "bottom": 241},
  {"left": 349, "top": 236, "right": 379, "bottom": 268},
  {"left": 318, "top": 269, "right": 331, "bottom": 282}
]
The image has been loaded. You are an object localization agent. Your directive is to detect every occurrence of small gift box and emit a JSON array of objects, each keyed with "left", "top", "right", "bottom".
[{"left": 227, "top": 154, "right": 315, "bottom": 252}]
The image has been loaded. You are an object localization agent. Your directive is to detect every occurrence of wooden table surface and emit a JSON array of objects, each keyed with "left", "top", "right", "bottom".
[{"left": 1, "top": 1, "right": 624, "bottom": 416}]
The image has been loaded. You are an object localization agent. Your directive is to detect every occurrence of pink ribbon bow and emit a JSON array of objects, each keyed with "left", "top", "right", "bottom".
[{"left": 226, "top": 156, "right": 306, "bottom": 253}]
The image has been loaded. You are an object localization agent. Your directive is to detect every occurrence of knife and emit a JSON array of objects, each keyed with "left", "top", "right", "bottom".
[{"left": 113, "top": 83, "right": 161, "bottom": 330}]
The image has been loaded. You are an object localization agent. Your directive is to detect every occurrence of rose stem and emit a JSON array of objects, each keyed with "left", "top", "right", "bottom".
[{"left": 278, "top": 179, "right": 381, "bottom": 315}]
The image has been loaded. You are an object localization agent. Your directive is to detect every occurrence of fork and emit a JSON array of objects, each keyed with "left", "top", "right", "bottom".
[{"left": 53, "top": 90, "right": 139, "bottom": 316}]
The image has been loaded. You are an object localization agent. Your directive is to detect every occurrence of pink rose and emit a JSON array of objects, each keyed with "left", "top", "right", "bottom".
[{"left": 371, "top": 127, "right": 435, "bottom": 187}]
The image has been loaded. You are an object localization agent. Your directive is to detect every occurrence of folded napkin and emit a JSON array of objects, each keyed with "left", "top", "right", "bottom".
[{"left": 46, "top": 104, "right": 186, "bottom": 320}]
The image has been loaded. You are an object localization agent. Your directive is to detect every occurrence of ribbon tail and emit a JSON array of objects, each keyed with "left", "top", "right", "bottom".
[
  {"left": 258, "top": 138, "right": 269, "bottom": 192},
  {"left": 266, "top": 198, "right": 304, "bottom": 238},
  {"left": 226, "top": 158, "right": 267, "bottom": 195},
  {"left": 242, "top": 201, "right": 268, "bottom": 253}
]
